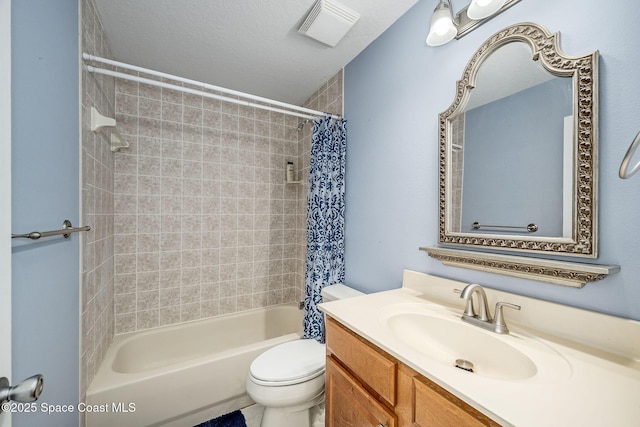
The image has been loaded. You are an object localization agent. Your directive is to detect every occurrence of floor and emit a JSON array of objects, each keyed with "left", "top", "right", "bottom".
[
  {"left": 241, "top": 403, "right": 325, "bottom": 427},
  {"left": 241, "top": 404, "right": 263, "bottom": 427}
]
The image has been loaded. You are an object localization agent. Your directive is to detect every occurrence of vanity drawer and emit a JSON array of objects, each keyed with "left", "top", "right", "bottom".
[
  {"left": 326, "top": 317, "right": 397, "bottom": 406},
  {"left": 326, "top": 355, "right": 397, "bottom": 427}
]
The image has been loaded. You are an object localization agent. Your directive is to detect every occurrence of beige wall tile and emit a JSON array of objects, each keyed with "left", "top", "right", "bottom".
[{"left": 105, "top": 58, "right": 343, "bottom": 340}]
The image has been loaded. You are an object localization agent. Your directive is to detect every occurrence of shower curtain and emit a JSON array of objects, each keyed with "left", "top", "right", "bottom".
[{"left": 303, "top": 115, "right": 347, "bottom": 343}]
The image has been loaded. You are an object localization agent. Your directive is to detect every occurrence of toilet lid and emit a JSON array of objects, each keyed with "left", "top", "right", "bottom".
[{"left": 250, "top": 339, "right": 325, "bottom": 383}]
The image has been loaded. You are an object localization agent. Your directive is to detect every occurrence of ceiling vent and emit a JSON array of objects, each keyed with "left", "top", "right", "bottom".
[{"left": 298, "top": 0, "right": 360, "bottom": 47}]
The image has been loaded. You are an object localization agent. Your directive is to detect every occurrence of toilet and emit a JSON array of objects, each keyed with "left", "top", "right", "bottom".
[{"left": 246, "top": 284, "right": 364, "bottom": 427}]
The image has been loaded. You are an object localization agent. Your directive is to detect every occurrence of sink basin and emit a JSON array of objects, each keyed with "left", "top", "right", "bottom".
[{"left": 379, "top": 303, "right": 571, "bottom": 382}]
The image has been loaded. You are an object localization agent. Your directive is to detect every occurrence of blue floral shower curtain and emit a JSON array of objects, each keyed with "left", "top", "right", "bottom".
[{"left": 303, "top": 115, "right": 347, "bottom": 343}]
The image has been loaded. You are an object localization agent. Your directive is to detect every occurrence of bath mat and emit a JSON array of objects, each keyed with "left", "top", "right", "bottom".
[{"left": 194, "top": 410, "right": 247, "bottom": 427}]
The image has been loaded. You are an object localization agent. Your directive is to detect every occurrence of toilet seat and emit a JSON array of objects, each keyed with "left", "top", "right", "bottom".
[{"left": 249, "top": 339, "right": 326, "bottom": 386}]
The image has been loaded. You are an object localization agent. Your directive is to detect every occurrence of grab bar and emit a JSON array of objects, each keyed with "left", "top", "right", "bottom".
[
  {"left": 619, "top": 130, "right": 640, "bottom": 179},
  {"left": 472, "top": 222, "right": 538, "bottom": 233},
  {"left": 12, "top": 220, "right": 91, "bottom": 240}
]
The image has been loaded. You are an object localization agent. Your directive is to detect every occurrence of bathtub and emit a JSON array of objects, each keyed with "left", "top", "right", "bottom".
[{"left": 86, "top": 303, "right": 303, "bottom": 427}]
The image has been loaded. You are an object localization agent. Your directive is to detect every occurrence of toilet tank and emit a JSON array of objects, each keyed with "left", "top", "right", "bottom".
[{"left": 321, "top": 284, "right": 364, "bottom": 302}]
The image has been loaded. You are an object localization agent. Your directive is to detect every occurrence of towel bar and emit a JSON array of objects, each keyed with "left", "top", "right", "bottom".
[
  {"left": 472, "top": 222, "right": 538, "bottom": 233},
  {"left": 619, "top": 130, "right": 640, "bottom": 179},
  {"left": 12, "top": 220, "right": 91, "bottom": 240}
]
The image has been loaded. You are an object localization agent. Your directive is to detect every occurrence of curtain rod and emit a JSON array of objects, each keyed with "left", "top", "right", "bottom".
[{"left": 83, "top": 53, "right": 340, "bottom": 121}]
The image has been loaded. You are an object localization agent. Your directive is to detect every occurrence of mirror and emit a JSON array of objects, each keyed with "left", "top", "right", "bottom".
[{"left": 438, "top": 23, "right": 599, "bottom": 257}]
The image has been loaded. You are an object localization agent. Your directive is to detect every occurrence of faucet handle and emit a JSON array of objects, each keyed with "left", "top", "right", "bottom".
[{"left": 493, "top": 302, "right": 521, "bottom": 334}]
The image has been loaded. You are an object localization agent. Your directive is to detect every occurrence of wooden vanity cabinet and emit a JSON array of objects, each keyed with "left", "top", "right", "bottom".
[{"left": 325, "top": 317, "right": 500, "bottom": 427}]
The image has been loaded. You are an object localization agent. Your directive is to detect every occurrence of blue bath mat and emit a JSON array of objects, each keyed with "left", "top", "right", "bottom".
[{"left": 194, "top": 410, "right": 247, "bottom": 427}]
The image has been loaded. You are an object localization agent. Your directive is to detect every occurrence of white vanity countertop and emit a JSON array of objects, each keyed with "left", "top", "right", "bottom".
[{"left": 319, "top": 271, "right": 640, "bottom": 427}]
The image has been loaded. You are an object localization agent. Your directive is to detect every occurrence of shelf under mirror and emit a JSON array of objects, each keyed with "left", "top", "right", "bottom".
[{"left": 420, "top": 246, "right": 619, "bottom": 288}]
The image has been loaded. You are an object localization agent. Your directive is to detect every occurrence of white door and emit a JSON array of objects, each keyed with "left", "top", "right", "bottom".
[{"left": 0, "top": 0, "right": 12, "bottom": 425}]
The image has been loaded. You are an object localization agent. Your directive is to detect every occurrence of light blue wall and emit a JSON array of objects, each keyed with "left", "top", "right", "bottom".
[
  {"left": 344, "top": 0, "right": 640, "bottom": 320},
  {"left": 12, "top": 0, "right": 80, "bottom": 425}
]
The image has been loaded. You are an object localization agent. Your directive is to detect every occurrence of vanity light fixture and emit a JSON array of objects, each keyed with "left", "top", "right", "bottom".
[{"left": 426, "top": 0, "right": 520, "bottom": 46}]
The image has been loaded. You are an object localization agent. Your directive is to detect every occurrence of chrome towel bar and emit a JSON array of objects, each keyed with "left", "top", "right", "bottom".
[
  {"left": 12, "top": 219, "right": 91, "bottom": 240},
  {"left": 472, "top": 222, "right": 538, "bottom": 233}
]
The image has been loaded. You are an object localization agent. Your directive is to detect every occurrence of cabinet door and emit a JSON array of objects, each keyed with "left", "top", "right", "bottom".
[
  {"left": 413, "top": 375, "right": 499, "bottom": 427},
  {"left": 326, "top": 356, "right": 397, "bottom": 427}
]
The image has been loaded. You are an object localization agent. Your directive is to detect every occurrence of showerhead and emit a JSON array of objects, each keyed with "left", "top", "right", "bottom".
[{"left": 297, "top": 119, "right": 310, "bottom": 131}]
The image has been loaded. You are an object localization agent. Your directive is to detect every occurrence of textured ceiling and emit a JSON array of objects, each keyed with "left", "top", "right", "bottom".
[{"left": 93, "top": 0, "right": 421, "bottom": 105}]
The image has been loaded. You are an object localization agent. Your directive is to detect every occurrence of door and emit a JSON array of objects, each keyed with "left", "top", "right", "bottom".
[
  {"left": 1, "top": 0, "right": 12, "bottom": 426},
  {"left": 9, "top": 1, "right": 81, "bottom": 426}
]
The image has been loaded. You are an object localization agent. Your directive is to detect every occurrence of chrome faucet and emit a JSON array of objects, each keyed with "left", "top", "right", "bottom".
[
  {"left": 459, "top": 284, "right": 491, "bottom": 321},
  {"left": 457, "top": 284, "right": 521, "bottom": 334}
]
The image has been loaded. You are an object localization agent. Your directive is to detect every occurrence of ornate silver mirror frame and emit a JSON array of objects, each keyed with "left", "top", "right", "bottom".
[
  {"left": 438, "top": 22, "right": 598, "bottom": 258},
  {"left": 423, "top": 23, "right": 620, "bottom": 287}
]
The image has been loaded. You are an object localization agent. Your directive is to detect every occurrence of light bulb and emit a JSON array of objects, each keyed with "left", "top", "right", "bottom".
[
  {"left": 467, "top": 0, "right": 507, "bottom": 20},
  {"left": 426, "top": 1, "right": 457, "bottom": 46},
  {"left": 433, "top": 18, "right": 451, "bottom": 36}
]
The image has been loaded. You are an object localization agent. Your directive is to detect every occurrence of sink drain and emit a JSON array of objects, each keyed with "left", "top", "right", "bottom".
[{"left": 454, "top": 359, "right": 474, "bottom": 373}]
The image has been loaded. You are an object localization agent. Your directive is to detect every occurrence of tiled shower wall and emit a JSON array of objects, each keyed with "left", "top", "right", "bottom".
[
  {"left": 450, "top": 114, "right": 464, "bottom": 232},
  {"left": 80, "top": 0, "right": 116, "bottom": 403},
  {"left": 111, "top": 70, "right": 342, "bottom": 333}
]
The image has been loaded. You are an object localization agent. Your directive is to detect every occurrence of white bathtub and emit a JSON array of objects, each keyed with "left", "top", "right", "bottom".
[{"left": 86, "top": 303, "right": 303, "bottom": 427}]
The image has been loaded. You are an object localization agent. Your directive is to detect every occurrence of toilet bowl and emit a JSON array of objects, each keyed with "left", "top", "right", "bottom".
[
  {"left": 246, "top": 284, "right": 364, "bottom": 427},
  {"left": 246, "top": 339, "right": 325, "bottom": 427}
]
